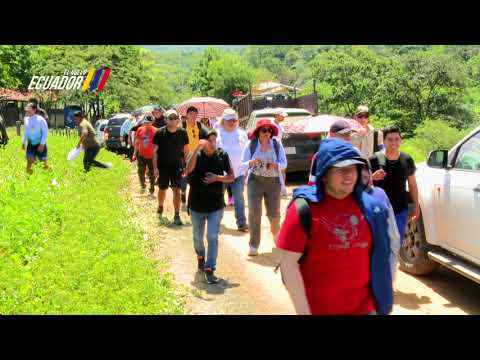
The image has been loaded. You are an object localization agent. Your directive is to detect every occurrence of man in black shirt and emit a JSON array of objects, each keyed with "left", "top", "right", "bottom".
[
  {"left": 186, "top": 130, "right": 234, "bottom": 284},
  {"left": 152, "top": 105, "right": 166, "bottom": 129},
  {"left": 152, "top": 110, "right": 189, "bottom": 225},
  {"left": 369, "top": 125, "right": 419, "bottom": 246}
]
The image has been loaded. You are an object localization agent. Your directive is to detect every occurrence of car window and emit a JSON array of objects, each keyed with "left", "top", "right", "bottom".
[
  {"left": 108, "top": 118, "right": 128, "bottom": 126},
  {"left": 455, "top": 132, "right": 480, "bottom": 171}
]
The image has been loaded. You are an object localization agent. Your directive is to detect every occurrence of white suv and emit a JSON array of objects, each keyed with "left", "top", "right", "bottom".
[{"left": 400, "top": 126, "right": 480, "bottom": 284}]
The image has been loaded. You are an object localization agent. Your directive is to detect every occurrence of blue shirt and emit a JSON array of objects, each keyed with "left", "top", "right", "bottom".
[
  {"left": 23, "top": 115, "right": 48, "bottom": 145},
  {"left": 120, "top": 119, "right": 134, "bottom": 137}
]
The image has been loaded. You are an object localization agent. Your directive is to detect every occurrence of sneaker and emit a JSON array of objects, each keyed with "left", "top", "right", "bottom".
[
  {"left": 197, "top": 257, "right": 205, "bottom": 271},
  {"left": 173, "top": 214, "right": 183, "bottom": 226},
  {"left": 227, "top": 196, "right": 234, "bottom": 206},
  {"left": 204, "top": 269, "right": 219, "bottom": 284},
  {"left": 248, "top": 246, "right": 258, "bottom": 257},
  {"left": 181, "top": 192, "right": 186, "bottom": 205},
  {"left": 157, "top": 206, "right": 163, "bottom": 216},
  {"left": 238, "top": 224, "right": 249, "bottom": 233}
]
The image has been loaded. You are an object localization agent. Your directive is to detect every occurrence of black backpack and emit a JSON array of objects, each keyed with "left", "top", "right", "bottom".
[{"left": 274, "top": 197, "right": 312, "bottom": 277}]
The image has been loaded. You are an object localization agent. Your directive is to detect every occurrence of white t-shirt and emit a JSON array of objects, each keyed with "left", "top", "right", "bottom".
[
  {"left": 273, "top": 122, "right": 284, "bottom": 143},
  {"left": 217, "top": 127, "right": 248, "bottom": 178}
]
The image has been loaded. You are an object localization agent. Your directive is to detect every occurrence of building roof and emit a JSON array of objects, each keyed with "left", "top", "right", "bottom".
[{"left": 0, "top": 88, "right": 32, "bottom": 101}]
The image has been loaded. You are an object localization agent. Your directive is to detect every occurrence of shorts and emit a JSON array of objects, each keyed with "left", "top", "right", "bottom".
[
  {"left": 157, "top": 163, "right": 183, "bottom": 190},
  {"left": 26, "top": 143, "right": 48, "bottom": 161}
]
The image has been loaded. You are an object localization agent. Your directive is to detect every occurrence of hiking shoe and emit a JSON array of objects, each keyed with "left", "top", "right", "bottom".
[
  {"left": 248, "top": 246, "right": 258, "bottom": 257},
  {"left": 204, "top": 269, "right": 219, "bottom": 284},
  {"left": 197, "top": 257, "right": 205, "bottom": 271},
  {"left": 181, "top": 192, "right": 186, "bottom": 205},
  {"left": 238, "top": 225, "right": 249, "bottom": 233},
  {"left": 157, "top": 206, "right": 163, "bottom": 216},
  {"left": 173, "top": 214, "right": 183, "bottom": 226}
]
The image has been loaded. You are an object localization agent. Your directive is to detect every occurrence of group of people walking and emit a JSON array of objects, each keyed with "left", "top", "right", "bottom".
[{"left": 20, "top": 99, "right": 419, "bottom": 315}]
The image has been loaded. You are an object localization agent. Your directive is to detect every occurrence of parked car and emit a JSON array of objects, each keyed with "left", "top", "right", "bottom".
[
  {"left": 95, "top": 119, "right": 108, "bottom": 147},
  {"left": 400, "top": 126, "right": 480, "bottom": 284},
  {"left": 104, "top": 114, "right": 130, "bottom": 152},
  {"left": 244, "top": 108, "right": 319, "bottom": 173}
]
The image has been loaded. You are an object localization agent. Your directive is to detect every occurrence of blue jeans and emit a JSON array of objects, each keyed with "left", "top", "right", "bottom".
[
  {"left": 190, "top": 209, "right": 224, "bottom": 270},
  {"left": 230, "top": 175, "right": 247, "bottom": 228},
  {"left": 395, "top": 209, "right": 409, "bottom": 247}
]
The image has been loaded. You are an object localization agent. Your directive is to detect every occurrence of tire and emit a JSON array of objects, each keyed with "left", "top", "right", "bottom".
[{"left": 398, "top": 208, "right": 438, "bottom": 276}]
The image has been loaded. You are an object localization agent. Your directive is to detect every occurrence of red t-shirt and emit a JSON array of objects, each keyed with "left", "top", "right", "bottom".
[
  {"left": 135, "top": 125, "right": 156, "bottom": 159},
  {"left": 277, "top": 194, "right": 375, "bottom": 315}
]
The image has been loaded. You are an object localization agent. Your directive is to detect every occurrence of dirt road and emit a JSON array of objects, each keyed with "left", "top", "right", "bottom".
[{"left": 129, "top": 167, "right": 480, "bottom": 315}]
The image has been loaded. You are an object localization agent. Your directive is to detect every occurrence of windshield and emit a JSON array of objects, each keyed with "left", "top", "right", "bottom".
[{"left": 108, "top": 118, "right": 128, "bottom": 126}]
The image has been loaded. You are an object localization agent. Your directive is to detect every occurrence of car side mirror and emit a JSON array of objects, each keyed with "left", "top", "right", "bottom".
[{"left": 427, "top": 150, "right": 448, "bottom": 169}]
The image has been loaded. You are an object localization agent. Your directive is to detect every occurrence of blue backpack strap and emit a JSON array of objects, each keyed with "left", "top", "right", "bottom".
[
  {"left": 272, "top": 138, "right": 280, "bottom": 159},
  {"left": 249, "top": 138, "right": 259, "bottom": 157}
]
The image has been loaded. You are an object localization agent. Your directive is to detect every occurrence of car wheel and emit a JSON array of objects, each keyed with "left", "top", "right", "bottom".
[{"left": 398, "top": 208, "right": 438, "bottom": 276}]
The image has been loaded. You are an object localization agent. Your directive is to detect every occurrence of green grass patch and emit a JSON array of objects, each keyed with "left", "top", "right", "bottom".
[{"left": 0, "top": 129, "right": 184, "bottom": 314}]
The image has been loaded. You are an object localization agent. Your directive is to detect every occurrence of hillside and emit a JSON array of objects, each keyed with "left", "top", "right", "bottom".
[{"left": 141, "top": 45, "right": 247, "bottom": 53}]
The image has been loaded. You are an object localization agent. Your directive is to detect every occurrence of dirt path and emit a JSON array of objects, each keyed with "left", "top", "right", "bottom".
[
  {"left": 128, "top": 165, "right": 295, "bottom": 314},
  {"left": 128, "top": 165, "right": 480, "bottom": 315}
]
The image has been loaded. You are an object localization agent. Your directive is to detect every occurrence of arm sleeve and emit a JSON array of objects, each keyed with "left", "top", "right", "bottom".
[
  {"left": 387, "top": 203, "right": 400, "bottom": 281},
  {"left": 277, "top": 142, "right": 288, "bottom": 170},
  {"left": 276, "top": 202, "right": 308, "bottom": 254},
  {"left": 152, "top": 132, "right": 160, "bottom": 146},
  {"left": 368, "top": 155, "right": 379, "bottom": 172},
  {"left": 239, "top": 140, "right": 253, "bottom": 174},
  {"left": 40, "top": 118, "right": 48, "bottom": 145}
]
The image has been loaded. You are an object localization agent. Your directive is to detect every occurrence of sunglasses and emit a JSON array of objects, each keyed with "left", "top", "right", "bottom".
[
  {"left": 356, "top": 114, "right": 369, "bottom": 119},
  {"left": 260, "top": 128, "right": 273, "bottom": 134},
  {"left": 168, "top": 116, "right": 179, "bottom": 121}
]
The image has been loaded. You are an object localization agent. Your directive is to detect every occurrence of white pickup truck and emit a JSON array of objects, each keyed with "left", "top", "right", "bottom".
[{"left": 400, "top": 126, "right": 480, "bottom": 284}]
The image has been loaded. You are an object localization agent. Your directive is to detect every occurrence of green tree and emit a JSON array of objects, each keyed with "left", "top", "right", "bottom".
[
  {"left": 382, "top": 51, "right": 470, "bottom": 135},
  {"left": 0, "top": 45, "right": 33, "bottom": 89},
  {"left": 189, "top": 48, "right": 254, "bottom": 103}
]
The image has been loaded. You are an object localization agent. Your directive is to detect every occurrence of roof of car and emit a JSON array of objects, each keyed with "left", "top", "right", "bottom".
[{"left": 251, "top": 108, "right": 311, "bottom": 115}]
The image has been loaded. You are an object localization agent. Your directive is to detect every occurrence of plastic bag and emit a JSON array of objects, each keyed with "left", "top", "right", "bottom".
[{"left": 67, "top": 146, "right": 83, "bottom": 161}]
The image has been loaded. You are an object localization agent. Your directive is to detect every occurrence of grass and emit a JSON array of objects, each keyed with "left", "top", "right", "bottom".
[{"left": 0, "top": 129, "right": 184, "bottom": 314}]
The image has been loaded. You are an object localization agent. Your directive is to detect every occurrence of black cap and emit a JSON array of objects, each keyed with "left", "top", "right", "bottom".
[
  {"left": 73, "top": 110, "right": 83, "bottom": 117},
  {"left": 330, "top": 119, "right": 355, "bottom": 134}
]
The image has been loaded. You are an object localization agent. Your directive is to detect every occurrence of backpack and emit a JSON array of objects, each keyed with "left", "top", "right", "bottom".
[
  {"left": 249, "top": 137, "right": 281, "bottom": 159},
  {"left": 274, "top": 197, "right": 312, "bottom": 277},
  {"left": 373, "top": 130, "right": 379, "bottom": 153}
]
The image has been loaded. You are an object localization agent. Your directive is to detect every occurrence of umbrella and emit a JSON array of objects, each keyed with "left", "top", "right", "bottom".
[
  {"left": 284, "top": 115, "right": 364, "bottom": 134},
  {"left": 176, "top": 97, "right": 230, "bottom": 119}
]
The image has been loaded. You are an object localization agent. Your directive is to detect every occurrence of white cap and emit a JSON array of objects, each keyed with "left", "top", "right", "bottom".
[
  {"left": 165, "top": 109, "right": 179, "bottom": 118},
  {"left": 332, "top": 158, "right": 365, "bottom": 168},
  {"left": 273, "top": 108, "right": 288, "bottom": 117},
  {"left": 222, "top": 108, "right": 238, "bottom": 121}
]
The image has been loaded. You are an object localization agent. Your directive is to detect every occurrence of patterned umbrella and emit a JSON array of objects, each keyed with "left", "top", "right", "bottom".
[
  {"left": 284, "top": 115, "right": 364, "bottom": 134},
  {"left": 176, "top": 97, "right": 230, "bottom": 118}
]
